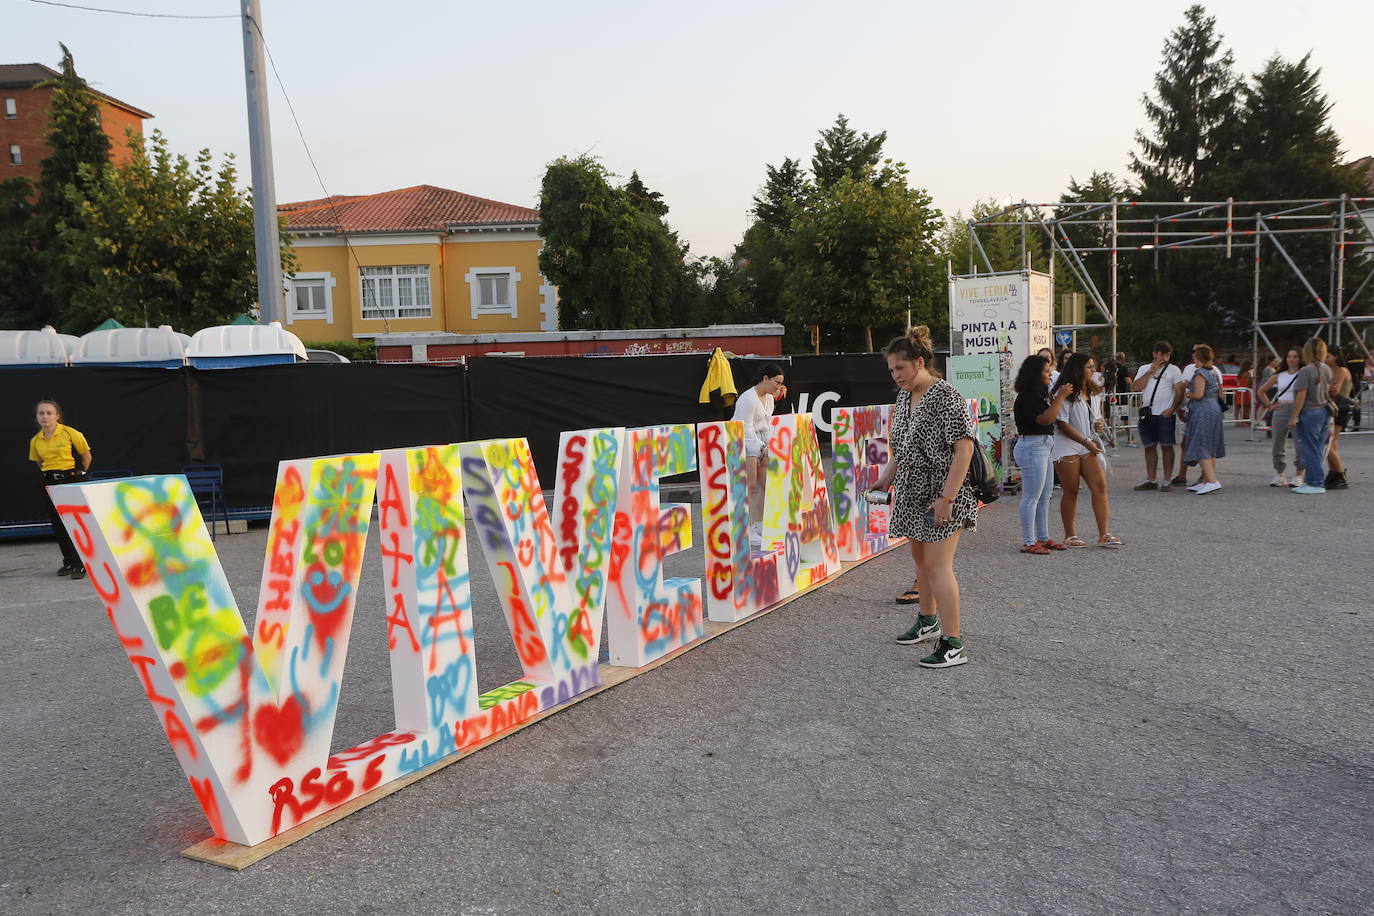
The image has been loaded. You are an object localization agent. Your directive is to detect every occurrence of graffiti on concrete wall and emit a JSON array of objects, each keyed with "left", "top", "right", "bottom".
[{"left": 51, "top": 408, "right": 899, "bottom": 848}]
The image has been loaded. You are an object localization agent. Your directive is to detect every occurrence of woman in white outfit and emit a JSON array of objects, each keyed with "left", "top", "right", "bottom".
[
  {"left": 732, "top": 362, "right": 785, "bottom": 545},
  {"left": 1052, "top": 353, "right": 1120, "bottom": 548}
]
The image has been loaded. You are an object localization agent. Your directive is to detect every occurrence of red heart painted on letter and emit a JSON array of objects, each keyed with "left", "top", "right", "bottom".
[{"left": 254, "top": 696, "right": 305, "bottom": 766}]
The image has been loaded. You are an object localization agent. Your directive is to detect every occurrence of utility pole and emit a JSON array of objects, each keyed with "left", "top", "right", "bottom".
[{"left": 241, "top": 0, "right": 284, "bottom": 325}]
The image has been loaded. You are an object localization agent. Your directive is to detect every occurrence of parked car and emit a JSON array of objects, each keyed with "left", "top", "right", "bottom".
[{"left": 305, "top": 349, "right": 350, "bottom": 363}]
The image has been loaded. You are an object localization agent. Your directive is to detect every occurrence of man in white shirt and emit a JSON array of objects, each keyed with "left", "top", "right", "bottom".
[{"left": 1130, "top": 341, "right": 1186, "bottom": 491}]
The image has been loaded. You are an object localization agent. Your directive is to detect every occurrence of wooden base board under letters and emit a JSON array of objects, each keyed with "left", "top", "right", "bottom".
[{"left": 182, "top": 540, "right": 907, "bottom": 870}]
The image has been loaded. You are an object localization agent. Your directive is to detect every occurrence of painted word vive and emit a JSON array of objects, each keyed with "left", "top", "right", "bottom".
[{"left": 51, "top": 410, "right": 898, "bottom": 848}]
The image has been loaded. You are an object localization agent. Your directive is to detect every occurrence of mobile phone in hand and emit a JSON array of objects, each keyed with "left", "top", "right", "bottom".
[{"left": 924, "top": 507, "right": 938, "bottom": 526}]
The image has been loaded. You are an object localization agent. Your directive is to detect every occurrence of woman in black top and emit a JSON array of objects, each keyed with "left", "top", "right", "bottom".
[{"left": 1012, "top": 355, "right": 1072, "bottom": 554}]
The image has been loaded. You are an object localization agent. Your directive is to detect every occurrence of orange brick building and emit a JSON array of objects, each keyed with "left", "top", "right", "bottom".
[{"left": 1, "top": 63, "right": 152, "bottom": 184}]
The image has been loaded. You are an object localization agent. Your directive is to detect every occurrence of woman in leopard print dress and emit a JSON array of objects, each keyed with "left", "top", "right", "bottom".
[{"left": 868, "top": 327, "right": 977, "bottom": 669}]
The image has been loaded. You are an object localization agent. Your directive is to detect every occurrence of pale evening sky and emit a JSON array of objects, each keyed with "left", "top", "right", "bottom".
[{"left": 7, "top": 0, "right": 1373, "bottom": 258}]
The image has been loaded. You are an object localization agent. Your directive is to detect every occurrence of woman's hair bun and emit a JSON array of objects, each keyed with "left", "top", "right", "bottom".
[{"left": 908, "top": 325, "right": 933, "bottom": 348}]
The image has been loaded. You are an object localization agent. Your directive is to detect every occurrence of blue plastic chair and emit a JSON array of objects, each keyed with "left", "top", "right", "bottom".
[
  {"left": 87, "top": 469, "right": 135, "bottom": 481},
  {"left": 181, "top": 464, "right": 230, "bottom": 540}
]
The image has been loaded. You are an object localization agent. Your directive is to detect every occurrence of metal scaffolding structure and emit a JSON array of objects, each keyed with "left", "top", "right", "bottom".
[{"left": 964, "top": 195, "right": 1374, "bottom": 364}]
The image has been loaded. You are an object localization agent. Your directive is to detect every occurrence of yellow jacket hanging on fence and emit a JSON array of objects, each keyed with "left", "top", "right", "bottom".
[{"left": 698, "top": 347, "right": 738, "bottom": 408}]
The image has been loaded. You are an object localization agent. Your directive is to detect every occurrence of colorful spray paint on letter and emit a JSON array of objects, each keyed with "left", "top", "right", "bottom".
[
  {"left": 760, "top": 413, "right": 840, "bottom": 593},
  {"left": 55, "top": 409, "right": 901, "bottom": 850},
  {"left": 51, "top": 456, "right": 385, "bottom": 845},
  {"left": 606, "top": 424, "right": 704, "bottom": 666},
  {"left": 696, "top": 419, "right": 781, "bottom": 622},
  {"left": 830, "top": 405, "right": 901, "bottom": 558}
]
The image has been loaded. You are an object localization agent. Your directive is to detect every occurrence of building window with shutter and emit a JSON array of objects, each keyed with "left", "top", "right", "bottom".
[
  {"left": 285, "top": 272, "right": 335, "bottom": 324},
  {"left": 465, "top": 267, "right": 520, "bottom": 319}
]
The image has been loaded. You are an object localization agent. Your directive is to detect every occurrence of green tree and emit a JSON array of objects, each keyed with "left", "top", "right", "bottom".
[
  {"left": 27, "top": 44, "right": 115, "bottom": 324},
  {"left": 751, "top": 157, "right": 806, "bottom": 232},
  {"left": 1213, "top": 54, "right": 1363, "bottom": 201},
  {"left": 1053, "top": 172, "right": 1134, "bottom": 321},
  {"left": 725, "top": 157, "right": 808, "bottom": 331},
  {"left": 1129, "top": 5, "right": 1238, "bottom": 200},
  {"left": 1207, "top": 53, "right": 1371, "bottom": 325},
  {"left": 783, "top": 165, "right": 944, "bottom": 351},
  {"left": 0, "top": 177, "right": 39, "bottom": 327},
  {"left": 624, "top": 170, "right": 669, "bottom": 217},
  {"left": 57, "top": 130, "right": 292, "bottom": 331},
  {"left": 811, "top": 114, "right": 887, "bottom": 190},
  {"left": 537, "top": 155, "right": 694, "bottom": 330}
]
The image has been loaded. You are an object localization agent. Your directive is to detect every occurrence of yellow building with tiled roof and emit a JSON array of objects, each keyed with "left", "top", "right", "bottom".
[{"left": 279, "top": 185, "right": 555, "bottom": 342}]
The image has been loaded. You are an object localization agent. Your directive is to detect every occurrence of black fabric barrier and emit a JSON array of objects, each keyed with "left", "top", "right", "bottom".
[
  {"left": 1, "top": 355, "right": 895, "bottom": 528},
  {"left": 1, "top": 367, "right": 188, "bottom": 524},
  {"left": 193, "top": 363, "right": 467, "bottom": 507},
  {"left": 468, "top": 353, "right": 897, "bottom": 483},
  {"left": 468, "top": 355, "right": 725, "bottom": 479}
]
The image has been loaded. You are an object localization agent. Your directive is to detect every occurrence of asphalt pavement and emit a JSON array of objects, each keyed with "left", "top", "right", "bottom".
[{"left": 1, "top": 430, "right": 1370, "bottom": 915}]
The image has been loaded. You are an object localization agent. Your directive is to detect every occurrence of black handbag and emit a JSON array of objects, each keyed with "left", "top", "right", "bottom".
[{"left": 1140, "top": 365, "right": 1169, "bottom": 419}]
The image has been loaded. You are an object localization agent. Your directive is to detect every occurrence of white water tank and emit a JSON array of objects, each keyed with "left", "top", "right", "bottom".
[
  {"left": 0, "top": 327, "right": 70, "bottom": 367},
  {"left": 73, "top": 324, "right": 188, "bottom": 368},
  {"left": 186, "top": 320, "right": 307, "bottom": 368}
]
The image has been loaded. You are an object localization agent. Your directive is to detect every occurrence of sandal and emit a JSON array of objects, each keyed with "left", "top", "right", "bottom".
[
  {"left": 1098, "top": 534, "right": 1123, "bottom": 549},
  {"left": 1064, "top": 536, "right": 1088, "bottom": 548},
  {"left": 895, "top": 581, "right": 920, "bottom": 605},
  {"left": 1019, "top": 543, "right": 1051, "bottom": 555},
  {"left": 1039, "top": 539, "right": 1068, "bottom": 551}
]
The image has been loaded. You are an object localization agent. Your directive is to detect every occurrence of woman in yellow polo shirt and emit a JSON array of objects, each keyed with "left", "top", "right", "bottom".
[{"left": 29, "top": 399, "right": 93, "bottom": 580}]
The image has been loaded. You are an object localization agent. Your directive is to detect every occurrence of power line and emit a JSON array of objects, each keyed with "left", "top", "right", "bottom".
[
  {"left": 27, "top": 0, "right": 237, "bottom": 19},
  {"left": 246, "top": 16, "right": 387, "bottom": 333},
  {"left": 35, "top": 0, "right": 387, "bottom": 335}
]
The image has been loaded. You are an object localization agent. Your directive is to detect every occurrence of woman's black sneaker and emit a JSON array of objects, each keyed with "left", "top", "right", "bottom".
[
  {"left": 57, "top": 565, "right": 72, "bottom": 576},
  {"left": 918, "top": 636, "right": 968, "bottom": 668}
]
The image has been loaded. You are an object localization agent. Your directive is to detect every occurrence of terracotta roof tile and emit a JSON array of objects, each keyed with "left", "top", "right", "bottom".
[{"left": 278, "top": 185, "right": 539, "bottom": 233}]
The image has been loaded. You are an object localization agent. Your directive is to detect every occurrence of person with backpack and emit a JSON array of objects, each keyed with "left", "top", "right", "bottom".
[
  {"left": 1256, "top": 347, "right": 1304, "bottom": 486},
  {"left": 866, "top": 326, "right": 977, "bottom": 669}
]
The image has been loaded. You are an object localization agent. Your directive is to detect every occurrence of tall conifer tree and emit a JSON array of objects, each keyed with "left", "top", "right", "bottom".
[{"left": 1129, "top": 5, "right": 1238, "bottom": 200}]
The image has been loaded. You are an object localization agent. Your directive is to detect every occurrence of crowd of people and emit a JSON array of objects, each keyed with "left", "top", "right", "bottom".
[
  {"left": 28, "top": 330, "right": 1364, "bottom": 673},
  {"left": 847, "top": 331, "right": 1363, "bottom": 671}
]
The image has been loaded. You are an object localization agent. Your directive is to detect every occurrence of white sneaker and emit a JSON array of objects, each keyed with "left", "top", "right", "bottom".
[
  {"left": 1269, "top": 475, "right": 1287, "bottom": 487},
  {"left": 1186, "top": 482, "right": 1204, "bottom": 492},
  {"left": 1194, "top": 481, "right": 1222, "bottom": 495}
]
